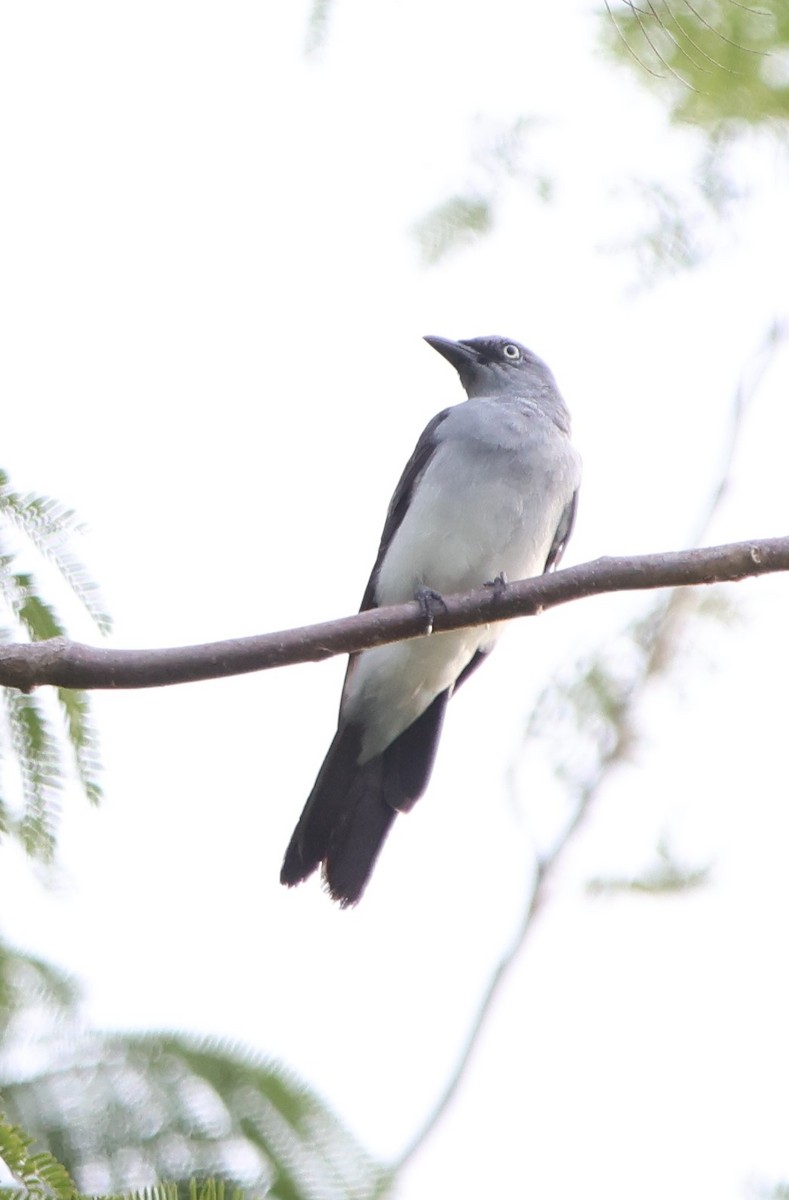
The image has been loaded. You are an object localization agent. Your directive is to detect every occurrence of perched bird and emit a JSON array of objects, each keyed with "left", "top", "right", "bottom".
[{"left": 281, "top": 335, "right": 581, "bottom": 906}]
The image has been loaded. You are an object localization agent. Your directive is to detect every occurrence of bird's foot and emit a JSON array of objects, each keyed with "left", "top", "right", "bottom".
[
  {"left": 415, "top": 586, "right": 448, "bottom": 636},
  {"left": 484, "top": 571, "right": 508, "bottom": 601}
]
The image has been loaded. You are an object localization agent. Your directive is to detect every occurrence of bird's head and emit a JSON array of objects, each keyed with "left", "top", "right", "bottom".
[{"left": 424, "top": 334, "right": 557, "bottom": 401}]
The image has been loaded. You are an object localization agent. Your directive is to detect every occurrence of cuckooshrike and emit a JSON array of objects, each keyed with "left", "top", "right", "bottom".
[{"left": 281, "top": 334, "right": 581, "bottom": 905}]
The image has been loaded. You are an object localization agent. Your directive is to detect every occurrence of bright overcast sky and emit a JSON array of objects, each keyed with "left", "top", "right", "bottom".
[{"left": 1, "top": 2, "right": 788, "bottom": 1198}]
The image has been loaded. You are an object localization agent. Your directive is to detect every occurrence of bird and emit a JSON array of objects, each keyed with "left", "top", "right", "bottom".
[{"left": 281, "top": 334, "right": 582, "bottom": 906}]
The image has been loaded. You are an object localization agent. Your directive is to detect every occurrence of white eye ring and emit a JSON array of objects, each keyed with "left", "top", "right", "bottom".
[{"left": 503, "top": 343, "right": 521, "bottom": 360}]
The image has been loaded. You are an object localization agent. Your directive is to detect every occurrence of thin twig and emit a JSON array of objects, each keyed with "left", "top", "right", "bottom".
[
  {"left": 605, "top": 0, "right": 668, "bottom": 78},
  {"left": 389, "top": 785, "right": 600, "bottom": 1176},
  {"left": 627, "top": 0, "right": 698, "bottom": 88},
  {"left": 692, "top": 319, "right": 788, "bottom": 544},
  {"left": 660, "top": 0, "right": 739, "bottom": 74},
  {"left": 646, "top": 0, "right": 711, "bottom": 75},
  {"left": 682, "top": 0, "right": 767, "bottom": 54}
]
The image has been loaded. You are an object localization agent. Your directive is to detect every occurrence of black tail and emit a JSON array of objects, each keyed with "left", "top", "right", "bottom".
[{"left": 280, "top": 690, "right": 450, "bottom": 906}]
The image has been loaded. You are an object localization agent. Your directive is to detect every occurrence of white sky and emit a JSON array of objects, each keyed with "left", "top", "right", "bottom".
[{"left": 1, "top": 2, "right": 788, "bottom": 1198}]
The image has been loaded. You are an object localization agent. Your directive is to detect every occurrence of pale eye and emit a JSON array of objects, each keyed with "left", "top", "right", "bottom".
[{"left": 502, "top": 343, "right": 521, "bottom": 360}]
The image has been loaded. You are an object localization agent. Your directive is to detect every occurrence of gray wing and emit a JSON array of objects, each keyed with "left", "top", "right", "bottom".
[
  {"left": 543, "top": 488, "right": 579, "bottom": 573},
  {"left": 335, "top": 408, "right": 448, "bottom": 787},
  {"left": 358, "top": 408, "right": 451, "bottom": 612}
]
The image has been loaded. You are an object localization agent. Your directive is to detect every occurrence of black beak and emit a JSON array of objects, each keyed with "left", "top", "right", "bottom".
[{"left": 423, "top": 335, "right": 481, "bottom": 374}]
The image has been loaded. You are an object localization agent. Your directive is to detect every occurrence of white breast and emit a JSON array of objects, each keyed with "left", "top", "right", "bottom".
[{"left": 344, "top": 397, "right": 581, "bottom": 760}]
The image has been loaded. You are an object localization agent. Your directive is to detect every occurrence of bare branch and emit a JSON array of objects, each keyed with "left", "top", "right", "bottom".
[{"left": 0, "top": 536, "right": 786, "bottom": 693}]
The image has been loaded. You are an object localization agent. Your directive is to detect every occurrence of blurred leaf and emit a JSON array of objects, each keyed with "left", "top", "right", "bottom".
[
  {"left": 0, "top": 942, "right": 386, "bottom": 1200},
  {"left": 604, "top": 170, "right": 733, "bottom": 282},
  {"left": 598, "top": 2, "right": 789, "bottom": 286},
  {"left": 2, "top": 690, "right": 62, "bottom": 862},
  {"left": 747, "top": 1180, "right": 789, "bottom": 1200},
  {"left": 413, "top": 195, "right": 493, "bottom": 265},
  {"left": 0, "top": 682, "right": 103, "bottom": 859},
  {"left": 0, "top": 473, "right": 110, "bottom": 637},
  {"left": 0, "top": 939, "right": 80, "bottom": 1031},
  {"left": 0, "top": 1029, "right": 387, "bottom": 1200},
  {"left": 0, "top": 468, "right": 110, "bottom": 860},
  {"left": 14, "top": 585, "right": 65, "bottom": 644},
  {"left": 0, "top": 559, "right": 63, "bottom": 644},
  {"left": 601, "top": 0, "right": 789, "bottom": 130},
  {"left": 601, "top": 121, "right": 751, "bottom": 284},
  {"left": 587, "top": 836, "right": 712, "bottom": 895},
  {"left": 413, "top": 116, "right": 553, "bottom": 265},
  {"left": 471, "top": 115, "right": 553, "bottom": 193},
  {"left": 55, "top": 689, "right": 103, "bottom": 808},
  {"left": 305, "top": 0, "right": 333, "bottom": 56},
  {"left": 0, "top": 1120, "right": 261, "bottom": 1200}
]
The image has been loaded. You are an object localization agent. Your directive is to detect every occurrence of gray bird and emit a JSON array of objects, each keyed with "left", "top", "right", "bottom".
[{"left": 281, "top": 334, "right": 581, "bottom": 906}]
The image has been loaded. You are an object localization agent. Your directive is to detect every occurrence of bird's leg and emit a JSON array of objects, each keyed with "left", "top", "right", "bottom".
[
  {"left": 484, "top": 571, "right": 508, "bottom": 601},
  {"left": 415, "top": 586, "right": 448, "bottom": 636}
]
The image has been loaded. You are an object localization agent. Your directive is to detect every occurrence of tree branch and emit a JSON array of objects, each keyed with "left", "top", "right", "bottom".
[{"left": 0, "top": 536, "right": 786, "bottom": 692}]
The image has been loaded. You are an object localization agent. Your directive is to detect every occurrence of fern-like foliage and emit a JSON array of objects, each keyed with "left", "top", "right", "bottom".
[
  {"left": 0, "top": 469, "right": 108, "bottom": 862},
  {"left": 0, "top": 939, "right": 388, "bottom": 1200},
  {"left": 0, "top": 473, "right": 109, "bottom": 636},
  {"left": 0, "top": 935, "right": 80, "bottom": 1030},
  {"left": 0, "top": 1029, "right": 387, "bottom": 1200},
  {"left": 0, "top": 1114, "right": 77, "bottom": 1200},
  {"left": 0, "top": 1140, "right": 263, "bottom": 1200}
]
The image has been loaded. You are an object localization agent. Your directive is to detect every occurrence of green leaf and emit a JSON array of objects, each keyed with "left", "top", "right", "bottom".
[
  {"left": 0, "top": 468, "right": 112, "bottom": 855},
  {"left": 0, "top": 475, "right": 110, "bottom": 636},
  {"left": 15, "top": 584, "right": 66, "bottom": 643},
  {"left": 587, "top": 837, "right": 712, "bottom": 895},
  {"left": 0, "top": 1114, "right": 78, "bottom": 1200},
  {"left": 412, "top": 195, "right": 493, "bottom": 265},
  {"left": 2, "top": 689, "right": 62, "bottom": 861},
  {"left": 0, "top": 941, "right": 80, "bottom": 1034},
  {"left": 304, "top": 0, "right": 333, "bottom": 55},
  {"left": 1, "top": 1029, "right": 387, "bottom": 1199},
  {"left": 601, "top": 0, "right": 789, "bottom": 131},
  {"left": 56, "top": 689, "right": 103, "bottom": 807}
]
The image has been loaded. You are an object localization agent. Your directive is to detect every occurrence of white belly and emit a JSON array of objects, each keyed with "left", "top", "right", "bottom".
[
  {"left": 342, "top": 403, "right": 580, "bottom": 760},
  {"left": 344, "top": 625, "right": 489, "bottom": 760}
]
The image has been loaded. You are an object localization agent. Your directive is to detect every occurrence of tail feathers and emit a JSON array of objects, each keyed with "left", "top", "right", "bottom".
[
  {"left": 280, "top": 738, "right": 397, "bottom": 907},
  {"left": 323, "top": 773, "right": 398, "bottom": 907},
  {"left": 280, "top": 690, "right": 450, "bottom": 906},
  {"left": 380, "top": 689, "right": 449, "bottom": 812},
  {"left": 280, "top": 723, "right": 364, "bottom": 889}
]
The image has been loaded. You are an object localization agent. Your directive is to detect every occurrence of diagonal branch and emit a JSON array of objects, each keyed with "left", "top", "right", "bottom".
[{"left": 0, "top": 535, "right": 786, "bottom": 693}]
